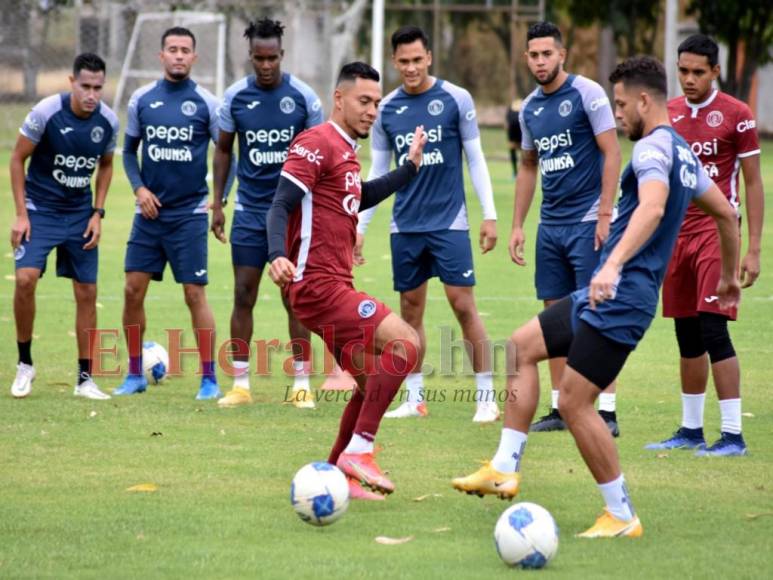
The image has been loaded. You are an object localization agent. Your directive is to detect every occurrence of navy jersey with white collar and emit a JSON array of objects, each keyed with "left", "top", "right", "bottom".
[
  {"left": 125, "top": 78, "right": 219, "bottom": 215},
  {"left": 520, "top": 74, "right": 616, "bottom": 225},
  {"left": 220, "top": 73, "right": 322, "bottom": 219},
  {"left": 20, "top": 93, "right": 119, "bottom": 213},
  {"left": 371, "top": 79, "right": 479, "bottom": 233}
]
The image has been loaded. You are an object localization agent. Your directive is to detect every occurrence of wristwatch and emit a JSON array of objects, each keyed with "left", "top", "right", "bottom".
[{"left": 93, "top": 208, "right": 105, "bottom": 219}]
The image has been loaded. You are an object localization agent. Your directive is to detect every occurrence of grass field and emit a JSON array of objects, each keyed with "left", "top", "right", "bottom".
[{"left": 1, "top": 125, "right": 772, "bottom": 579}]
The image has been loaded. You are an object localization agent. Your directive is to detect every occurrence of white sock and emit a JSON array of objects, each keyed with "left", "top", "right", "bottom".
[
  {"left": 719, "top": 398, "right": 742, "bottom": 434},
  {"left": 598, "top": 474, "right": 635, "bottom": 521},
  {"left": 344, "top": 433, "right": 373, "bottom": 454},
  {"left": 491, "top": 428, "right": 528, "bottom": 473},
  {"left": 681, "top": 393, "right": 705, "bottom": 429},
  {"left": 292, "top": 360, "right": 310, "bottom": 391},
  {"left": 551, "top": 389, "right": 560, "bottom": 410},
  {"left": 598, "top": 392, "right": 616, "bottom": 413},
  {"left": 405, "top": 372, "right": 424, "bottom": 405},
  {"left": 232, "top": 361, "right": 250, "bottom": 389},
  {"left": 475, "top": 371, "right": 494, "bottom": 403}
]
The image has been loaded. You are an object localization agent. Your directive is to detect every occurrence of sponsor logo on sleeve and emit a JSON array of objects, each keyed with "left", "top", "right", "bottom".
[
  {"left": 589, "top": 96, "right": 609, "bottom": 111},
  {"left": 737, "top": 119, "right": 756, "bottom": 133},
  {"left": 290, "top": 142, "right": 324, "bottom": 166},
  {"left": 465, "top": 109, "right": 477, "bottom": 121}
]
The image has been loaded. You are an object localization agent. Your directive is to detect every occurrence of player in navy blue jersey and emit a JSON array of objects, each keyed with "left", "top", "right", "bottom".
[
  {"left": 115, "top": 27, "right": 223, "bottom": 400},
  {"left": 9, "top": 53, "right": 119, "bottom": 401},
  {"left": 454, "top": 56, "right": 740, "bottom": 538},
  {"left": 510, "top": 22, "right": 623, "bottom": 435},
  {"left": 211, "top": 18, "right": 323, "bottom": 408},
  {"left": 357, "top": 26, "right": 500, "bottom": 423}
]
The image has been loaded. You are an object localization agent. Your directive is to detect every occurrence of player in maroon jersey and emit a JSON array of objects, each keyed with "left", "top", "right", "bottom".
[
  {"left": 267, "top": 62, "right": 428, "bottom": 499},
  {"left": 646, "top": 34, "right": 764, "bottom": 456}
]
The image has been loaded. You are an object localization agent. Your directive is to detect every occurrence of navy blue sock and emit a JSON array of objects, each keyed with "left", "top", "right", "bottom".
[
  {"left": 202, "top": 360, "right": 216, "bottom": 381},
  {"left": 78, "top": 359, "right": 91, "bottom": 385},
  {"left": 18, "top": 340, "right": 32, "bottom": 366}
]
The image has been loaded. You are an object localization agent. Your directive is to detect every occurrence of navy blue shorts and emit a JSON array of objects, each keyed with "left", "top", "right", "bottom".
[
  {"left": 125, "top": 212, "right": 208, "bottom": 284},
  {"left": 535, "top": 222, "right": 600, "bottom": 301},
  {"left": 390, "top": 230, "right": 475, "bottom": 292},
  {"left": 230, "top": 210, "right": 269, "bottom": 269},
  {"left": 15, "top": 209, "right": 97, "bottom": 283}
]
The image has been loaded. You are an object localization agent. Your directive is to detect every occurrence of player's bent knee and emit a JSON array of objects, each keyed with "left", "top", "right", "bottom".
[
  {"left": 15, "top": 271, "right": 39, "bottom": 294},
  {"left": 233, "top": 283, "right": 257, "bottom": 311},
  {"left": 674, "top": 317, "right": 705, "bottom": 358},
  {"left": 699, "top": 312, "right": 736, "bottom": 364},
  {"left": 183, "top": 284, "right": 207, "bottom": 308},
  {"left": 73, "top": 283, "right": 97, "bottom": 304}
]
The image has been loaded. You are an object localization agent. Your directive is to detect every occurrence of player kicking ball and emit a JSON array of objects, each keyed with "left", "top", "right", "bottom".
[
  {"left": 452, "top": 56, "right": 741, "bottom": 537},
  {"left": 9, "top": 53, "right": 119, "bottom": 400},
  {"left": 115, "top": 27, "right": 223, "bottom": 399},
  {"left": 211, "top": 18, "right": 323, "bottom": 408},
  {"left": 267, "top": 63, "right": 427, "bottom": 500}
]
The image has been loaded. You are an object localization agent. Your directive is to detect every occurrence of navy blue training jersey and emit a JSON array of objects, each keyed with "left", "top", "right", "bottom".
[
  {"left": 126, "top": 78, "right": 219, "bottom": 215},
  {"left": 220, "top": 73, "right": 323, "bottom": 220},
  {"left": 578, "top": 126, "right": 713, "bottom": 341},
  {"left": 20, "top": 93, "right": 119, "bottom": 213},
  {"left": 372, "top": 79, "right": 480, "bottom": 233},
  {"left": 520, "top": 74, "right": 616, "bottom": 225}
]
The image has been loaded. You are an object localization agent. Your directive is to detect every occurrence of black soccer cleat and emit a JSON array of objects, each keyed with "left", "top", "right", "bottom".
[
  {"left": 599, "top": 410, "right": 620, "bottom": 438},
  {"left": 530, "top": 408, "right": 566, "bottom": 432}
]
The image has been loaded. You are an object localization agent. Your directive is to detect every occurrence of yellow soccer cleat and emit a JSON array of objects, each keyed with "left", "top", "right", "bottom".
[
  {"left": 290, "top": 387, "right": 316, "bottom": 409},
  {"left": 576, "top": 509, "right": 643, "bottom": 538},
  {"left": 452, "top": 462, "right": 521, "bottom": 500},
  {"left": 217, "top": 387, "right": 253, "bottom": 408}
]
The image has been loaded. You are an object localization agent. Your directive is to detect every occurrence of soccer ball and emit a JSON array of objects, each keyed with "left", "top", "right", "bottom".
[
  {"left": 290, "top": 462, "right": 349, "bottom": 526},
  {"left": 494, "top": 502, "right": 559, "bottom": 569},
  {"left": 142, "top": 341, "right": 169, "bottom": 384}
]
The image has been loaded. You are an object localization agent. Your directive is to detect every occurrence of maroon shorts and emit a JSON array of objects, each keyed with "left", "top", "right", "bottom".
[
  {"left": 662, "top": 228, "right": 738, "bottom": 320},
  {"left": 288, "top": 277, "right": 392, "bottom": 374}
]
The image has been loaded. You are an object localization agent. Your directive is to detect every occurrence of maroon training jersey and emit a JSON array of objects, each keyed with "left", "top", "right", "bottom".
[
  {"left": 280, "top": 121, "right": 362, "bottom": 283},
  {"left": 668, "top": 90, "right": 760, "bottom": 236}
]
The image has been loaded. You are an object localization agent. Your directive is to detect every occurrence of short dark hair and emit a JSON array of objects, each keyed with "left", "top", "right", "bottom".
[
  {"left": 609, "top": 56, "right": 667, "bottom": 98},
  {"left": 336, "top": 61, "right": 380, "bottom": 85},
  {"left": 678, "top": 33, "right": 719, "bottom": 68},
  {"left": 73, "top": 53, "right": 106, "bottom": 77},
  {"left": 527, "top": 21, "right": 562, "bottom": 47},
  {"left": 161, "top": 26, "right": 196, "bottom": 49},
  {"left": 244, "top": 17, "right": 285, "bottom": 44},
  {"left": 391, "top": 25, "right": 429, "bottom": 52}
]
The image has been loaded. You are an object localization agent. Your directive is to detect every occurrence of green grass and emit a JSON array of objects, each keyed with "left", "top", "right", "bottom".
[{"left": 1, "top": 128, "right": 772, "bottom": 579}]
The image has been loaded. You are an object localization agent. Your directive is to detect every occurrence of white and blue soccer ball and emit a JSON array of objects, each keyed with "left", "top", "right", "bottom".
[
  {"left": 494, "top": 502, "right": 559, "bottom": 569},
  {"left": 290, "top": 462, "right": 349, "bottom": 526},
  {"left": 142, "top": 341, "right": 169, "bottom": 384}
]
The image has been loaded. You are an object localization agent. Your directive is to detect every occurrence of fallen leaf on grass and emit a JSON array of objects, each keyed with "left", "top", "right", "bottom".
[
  {"left": 746, "top": 512, "right": 773, "bottom": 520},
  {"left": 656, "top": 453, "right": 669, "bottom": 459},
  {"left": 96, "top": 302, "right": 104, "bottom": 309},
  {"left": 413, "top": 493, "right": 442, "bottom": 502},
  {"left": 68, "top": 331, "right": 76, "bottom": 337},
  {"left": 150, "top": 431, "right": 163, "bottom": 437},
  {"left": 4, "top": 274, "right": 16, "bottom": 281},
  {"left": 89, "top": 411, "right": 97, "bottom": 418},
  {"left": 126, "top": 483, "right": 158, "bottom": 492},
  {"left": 433, "top": 527, "right": 451, "bottom": 533},
  {"left": 375, "top": 536, "right": 414, "bottom": 545},
  {"left": 741, "top": 412, "right": 755, "bottom": 418}
]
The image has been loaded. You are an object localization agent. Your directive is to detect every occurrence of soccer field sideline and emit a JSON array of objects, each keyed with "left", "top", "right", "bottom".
[{"left": 0, "top": 132, "right": 772, "bottom": 578}]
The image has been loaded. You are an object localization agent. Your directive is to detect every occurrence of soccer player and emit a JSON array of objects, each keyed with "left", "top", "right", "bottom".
[
  {"left": 9, "top": 53, "right": 118, "bottom": 401},
  {"left": 267, "top": 62, "right": 427, "bottom": 500},
  {"left": 646, "top": 34, "right": 764, "bottom": 456},
  {"left": 356, "top": 25, "right": 500, "bottom": 423},
  {"left": 211, "top": 18, "right": 323, "bottom": 408},
  {"left": 452, "top": 56, "right": 741, "bottom": 537},
  {"left": 510, "top": 22, "right": 622, "bottom": 435},
  {"left": 115, "top": 27, "right": 223, "bottom": 399}
]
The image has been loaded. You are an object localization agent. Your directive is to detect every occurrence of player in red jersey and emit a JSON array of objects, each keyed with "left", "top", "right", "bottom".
[
  {"left": 646, "top": 34, "right": 764, "bottom": 456},
  {"left": 267, "top": 62, "right": 428, "bottom": 500}
]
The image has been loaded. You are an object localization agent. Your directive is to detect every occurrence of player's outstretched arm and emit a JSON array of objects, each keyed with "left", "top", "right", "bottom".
[
  {"left": 509, "top": 148, "right": 538, "bottom": 265},
  {"left": 589, "top": 180, "right": 668, "bottom": 309},
  {"left": 739, "top": 154, "right": 764, "bottom": 288},
  {"left": 693, "top": 183, "right": 741, "bottom": 309},
  {"left": 82, "top": 153, "right": 114, "bottom": 250},
  {"left": 211, "top": 130, "right": 235, "bottom": 244},
  {"left": 9, "top": 135, "right": 36, "bottom": 248}
]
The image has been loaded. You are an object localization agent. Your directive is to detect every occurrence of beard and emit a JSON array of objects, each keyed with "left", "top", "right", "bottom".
[
  {"left": 534, "top": 63, "right": 561, "bottom": 86},
  {"left": 167, "top": 69, "right": 189, "bottom": 81},
  {"left": 627, "top": 115, "right": 645, "bottom": 141}
]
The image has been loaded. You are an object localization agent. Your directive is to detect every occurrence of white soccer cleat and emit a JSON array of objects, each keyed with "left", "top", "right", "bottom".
[
  {"left": 74, "top": 378, "right": 111, "bottom": 400},
  {"left": 473, "top": 400, "right": 501, "bottom": 423},
  {"left": 384, "top": 401, "right": 428, "bottom": 419},
  {"left": 11, "top": 363, "right": 35, "bottom": 398}
]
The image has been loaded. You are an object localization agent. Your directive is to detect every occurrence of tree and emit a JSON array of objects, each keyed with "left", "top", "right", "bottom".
[{"left": 688, "top": 0, "right": 773, "bottom": 102}]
